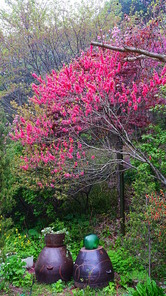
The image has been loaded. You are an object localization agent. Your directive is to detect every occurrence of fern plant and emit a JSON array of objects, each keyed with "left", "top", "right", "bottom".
[{"left": 125, "top": 277, "right": 165, "bottom": 296}]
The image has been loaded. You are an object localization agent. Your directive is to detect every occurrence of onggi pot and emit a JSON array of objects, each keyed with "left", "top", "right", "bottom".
[
  {"left": 73, "top": 246, "right": 114, "bottom": 288},
  {"left": 35, "top": 233, "right": 73, "bottom": 284}
]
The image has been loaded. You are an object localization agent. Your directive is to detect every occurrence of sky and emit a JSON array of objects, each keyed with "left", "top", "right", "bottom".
[
  {"left": 0, "top": 0, "right": 106, "bottom": 31},
  {"left": 0, "top": 0, "right": 106, "bottom": 10},
  {"left": 0, "top": 0, "right": 103, "bottom": 8},
  {"left": 1, "top": 0, "right": 6, "bottom": 9}
]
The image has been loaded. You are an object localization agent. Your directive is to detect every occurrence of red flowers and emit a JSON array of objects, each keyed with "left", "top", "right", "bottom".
[{"left": 145, "top": 191, "right": 165, "bottom": 242}]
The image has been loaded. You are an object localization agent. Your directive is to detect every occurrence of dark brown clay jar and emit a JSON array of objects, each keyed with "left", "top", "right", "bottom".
[
  {"left": 35, "top": 234, "right": 73, "bottom": 284},
  {"left": 45, "top": 233, "right": 65, "bottom": 247},
  {"left": 73, "top": 246, "right": 114, "bottom": 288}
]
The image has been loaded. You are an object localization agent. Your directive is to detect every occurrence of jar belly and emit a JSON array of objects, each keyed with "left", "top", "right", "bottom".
[
  {"left": 73, "top": 246, "right": 114, "bottom": 288},
  {"left": 35, "top": 246, "right": 73, "bottom": 284}
]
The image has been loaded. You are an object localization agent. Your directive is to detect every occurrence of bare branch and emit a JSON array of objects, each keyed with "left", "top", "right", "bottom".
[
  {"left": 91, "top": 41, "right": 166, "bottom": 63},
  {"left": 124, "top": 55, "right": 150, "bottom": 61}
]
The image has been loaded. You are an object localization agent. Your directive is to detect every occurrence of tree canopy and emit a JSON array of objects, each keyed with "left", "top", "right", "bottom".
[{"left": 10, "top": 21, "right": 166, "bottom": 190}]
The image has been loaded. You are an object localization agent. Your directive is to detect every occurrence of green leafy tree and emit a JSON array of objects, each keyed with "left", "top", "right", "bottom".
[{"left": 0, "top": 0, "right": 122, "bottom": 115}]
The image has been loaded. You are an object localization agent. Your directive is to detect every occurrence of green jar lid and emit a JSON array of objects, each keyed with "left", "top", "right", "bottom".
[{"left": 83, "top": 234, "right": 99, "bottom": 250}]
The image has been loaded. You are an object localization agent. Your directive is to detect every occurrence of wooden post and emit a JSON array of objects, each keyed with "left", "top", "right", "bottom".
[{"left": 116, "top": 137, "right": 125, "bottom": 235}]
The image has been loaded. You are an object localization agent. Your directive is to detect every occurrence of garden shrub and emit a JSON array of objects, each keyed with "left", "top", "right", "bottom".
[
  {"left": 121, "top": 119, "right": 166, "bottom": 280},
  {"left": 0, "top": 254, "right": 33, "bottom": 291},
  {"left": 2, "top": 228, "right": 44, "bottom": 261},
  {"left": 126, "top": 277, "right": 165, "bottom": 296}
]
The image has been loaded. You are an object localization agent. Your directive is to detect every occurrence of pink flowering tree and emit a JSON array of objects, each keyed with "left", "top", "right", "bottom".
[
  {"left": 10, "top": 21, "right": 166, "bottom": 233},
  {"left": 10, "top": 22, "right": 166, "bottom": 231}
]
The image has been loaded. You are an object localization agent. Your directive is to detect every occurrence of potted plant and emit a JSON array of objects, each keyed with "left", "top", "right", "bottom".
[{"left": 41, "top": 227, "right": 68, "bottom": 247}]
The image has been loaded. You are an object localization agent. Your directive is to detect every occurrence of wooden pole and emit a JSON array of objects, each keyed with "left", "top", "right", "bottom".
[{"left": 117, "top": 137, "right": 125, "bottom": 235}]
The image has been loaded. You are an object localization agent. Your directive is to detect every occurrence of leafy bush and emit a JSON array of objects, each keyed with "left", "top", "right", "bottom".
[
  {"left": 0, "top": 255, "right": 33, "bottom": 290},
  {"left": 51, "top": 279, "right": 66, "bottom": 293},
  {"left": 123, "top": 189, "right": 166, "bottom": 279},
  {"left": 122, "top": 124, "right": 166, "bottom": 280},
  {"left": 108, "top": 248, "right": 144, "bottom": 275},
  {"left": 107, "top": 248, "right": 148, "bottom": 290},
  {"left": 102, "top": 282, "right": 116, "bottom": 295},
  {"left": 0, "top": 215, "right": 13, "bottom": 248},
  {"left": 125, "top": 277, "right": 165, "bottom": 296},
  {"left": 2, "top": 228, "right": 44, "bottom": 261}
]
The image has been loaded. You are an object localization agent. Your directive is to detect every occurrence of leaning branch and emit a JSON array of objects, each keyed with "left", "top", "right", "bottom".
[{"left": 91, "top": 41, "right": 166, "bottom": 63}]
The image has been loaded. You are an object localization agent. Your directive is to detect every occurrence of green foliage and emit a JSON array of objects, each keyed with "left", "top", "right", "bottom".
[
  {"left": 122, "top": 120, "right": 166, "bottom": 280},
  {"left": 123, "top": 193, "right": 165, "bottom": 279},
  {"left": 2, "top": 228, "right": 44, "bottom": 261},
  {"left": 0, "top": 214, "right": 165, "bottom": 295},
  {"left": 124, "top": 171, "right": 165, "bottom": 278},
  {"left": 0, "top": 109, "right": 35, "bottom": 232},
  {"left": 64, "top": 214, "right": 95, "bottom": 239},
  {"left": 0, "top": 123, "right": 68, "bottom": 228},
  {"left": 12, "top": 187, "right": 60, "bottom": 228},
  {"left": 63, "top": 215, "right": 95, "bottom": 261},
  {"left": 0, "top": 255, "right": 33, "bottom": 290},
  {"left": 119, "top": 0, "right": 150, "bottom": 17},
  {"left": 120, "top": 270, "right": 148, "bottom": 290},
  {"left": 125, "top": 122, "right": 166, "bottom": 198},
  {"left": 0, "top": 214, "right": 13, "bottom": 248},
  {"left": 0, "top": 0, "right": 122, "bottom": 114},
  {"left": 102, "top": 281, "right": 116, "bottom": 295},
  {"left": 125, "top": 277, "right": 165, "bottom": 296},
  {"left": 61, "top": 183, "right": 117, "bottom": 217},
  {"left": 108, "top": 248, "right": 144, "bottom": 275},
  {"left": 51, "top": 279, "right": 66, "bottom": 293},
  {"left": 0, "top": 108, "right": 16, "bottom": 215},
  {"left": 89, "top": 184, "right": 118, "bottom": 215},
  {"left": 141, "top": 125, "right": 166, "bottom": 176},
  {"left": 72, "top": 286, "right": 99, "bottom": 296},
  {"left": 29, "top": 282, "right": 52, "bottom": 295},
  {"left": 123, "top": 210, "right": 149, "bottom": 261},
  {"left": 48, "top": 218, "right": 67, "bottom": 233}
]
